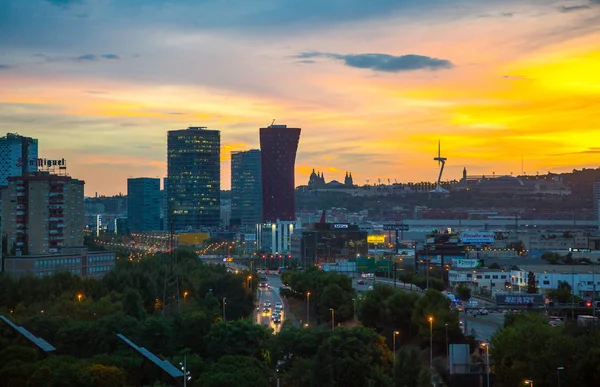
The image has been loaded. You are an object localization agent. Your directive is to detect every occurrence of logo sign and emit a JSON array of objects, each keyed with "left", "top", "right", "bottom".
[
  {"left": 460, "top": 231, "right": 495, "bottom": 245},
  {"left": 495, "top": 294, "right": 544, "bottom": 307},
  {"left": 17, "top": 157, "right": 67, "bottom": 169},
  {"left": 244, "top": 233, "right": 256, "bottom": 241},
  {"left": 367, "top": 235, "right": 385, "bottom": 244},
  {"left": 333, "top": 224, "right": 349, "bottom": 229},
  {"left": 452, "top": 258, "right": 483, "bottom": 269},
  {"left": 383, "top": 224, "right": 410, "bottom": 231}
]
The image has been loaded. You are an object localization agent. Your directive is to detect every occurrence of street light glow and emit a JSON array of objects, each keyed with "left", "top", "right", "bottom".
[{"left": 428, "top": 316, "right": 433, "bottom": 322}]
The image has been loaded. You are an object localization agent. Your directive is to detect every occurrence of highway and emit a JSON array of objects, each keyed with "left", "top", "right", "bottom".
[{"left": 254, "top": 274, "right": 287, "bottom": 334}]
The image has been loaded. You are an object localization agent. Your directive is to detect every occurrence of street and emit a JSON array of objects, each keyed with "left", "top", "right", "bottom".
[{"left": 255, "top": 274, "right": 287, "bottom": 334}]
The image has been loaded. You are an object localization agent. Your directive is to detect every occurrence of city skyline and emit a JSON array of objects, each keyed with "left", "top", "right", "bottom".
[{"left": 1, "top": 0, "right": 599, "bottom": 195}]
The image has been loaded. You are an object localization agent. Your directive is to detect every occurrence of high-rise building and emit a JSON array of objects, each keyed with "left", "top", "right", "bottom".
[
  {"left": 0, "top": 133, "right": 38, "bottom": 186},
  {"left": 1, "top": 172, "right": 84, "bottom": 255},
  {"left": 231, "top": 149, "right": 262, "bottom": 228},
  {"left": 260, "top": 124, "right": 300, "bottom": 223},
  {"left": 127, "top": 177, "right": 161, "bottom": 232},
  {"left": 167, "top": 127, "right": 220, "bottom": 231}
]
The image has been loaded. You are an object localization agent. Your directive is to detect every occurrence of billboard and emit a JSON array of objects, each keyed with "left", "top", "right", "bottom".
[
  {"left": 244, "top": 233, "right": 256, "bottom": 241},
  {"left": 460, "top": 231, "right": 495, "bottom": 245},
  {"left": 495, "top": 294, "right": 544, "bottom": 307},
  {"left": 367, "top": 235, "right": 385, "bottom": 244},
  {"left": 452, "top": 258, "right": 483, "bottom": 269}
]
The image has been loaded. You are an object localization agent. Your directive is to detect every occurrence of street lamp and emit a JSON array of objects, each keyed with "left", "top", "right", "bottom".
[
  {"left": 330, "top": 308, "right": 335, "bottom": 331},
  {"left": 306, "top": 292, "right": 311, "bottom": 327},
  {"left": 445, "top": 323, "right": 449, "bottom": 371},
  {"left": 481, "top": 342, "right": 490, "bottom": 387},
  {"left": 428, "top": 316, "right": 433, "bottom": 369},
  {"left": 183, "top": 291, "right": 188, "bottom": 300},
  {"left": 352, "top": 298, "right": 356, "bottom": 322},
  {"left": 393, "top": 331, "right": 399, "bottom": 381},
  {"left": 393, "top": 331, "right": 399, "bottom": 363},
  {"left": 179, "top": 355, "right": 192, "bottom": 387},
  {"left": 222, "top": 297, "right": 227, "bottom": 322},
  {"left": 77, "top": 293, "right": 83, "bottom": 302},
  {"left": 557, "top": 366, "right": 564, "bottom": 387},
  {"left": 525, "top": 379, "right": 534, "bottom": 387},
  {"left": 247, "top": 275, "right": 252, "bottom": 289}
]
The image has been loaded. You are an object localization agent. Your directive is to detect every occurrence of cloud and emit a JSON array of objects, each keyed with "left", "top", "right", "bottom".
[
  {"left": 558, "top": 4, "right": 591, "bottom": 12},
  {"left": 0, "top": 65, "right": 12, "bottom": 70},
  {"left": 45, "top": 0, "right": 84, "bottom": 8},
  {"left": 76, "top": 54, "right": 97, "bottom": 61},
  {"left": 554, "top": 147, "right": 600, "bottom": 156},
  {"left": 100, "top": 54, "right": 120, "bottom": 60},
  {"left": 502, "top": 75, "right": 532, "bottom": 80},
  {"left": 296, "top": 52, "right": 454, "bottom": 72}
]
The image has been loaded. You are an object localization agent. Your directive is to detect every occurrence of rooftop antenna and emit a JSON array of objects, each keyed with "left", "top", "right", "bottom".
[
  {"left": 270, "top": 119, "right": 276, "bottom": 127},
  {"left": 431, "top": 139, "right": 449, "bottom": 194}
]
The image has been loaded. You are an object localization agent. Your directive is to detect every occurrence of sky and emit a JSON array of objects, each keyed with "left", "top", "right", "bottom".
[{"left": 1, "top": 0, "right": 599, "bottom": 195}]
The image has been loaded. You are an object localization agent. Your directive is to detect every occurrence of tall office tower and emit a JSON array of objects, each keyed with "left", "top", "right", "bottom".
[
  {"left": 167, "top": 127, "right": 220, "bottom": 231},
  {"left": 1, "top": 172, "right": 84, "bottom": 255},
  {"left": 260, "top": 124, "right": 301, "bottom": 222},
  {"left": 127, "top": 178, "right": 161, "bottom": 232},
  {"left": 231, "top": 149, "right": 262, "bottom": 227},
  {"left": 0, "top": 133, "right": 38, "bottom": 186}
]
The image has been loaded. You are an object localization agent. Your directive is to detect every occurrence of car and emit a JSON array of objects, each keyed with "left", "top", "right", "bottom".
[
  {"left": 275, "top": 302, "right": 282, "bottom": 307},
  {"left": 263, "top": 308, "right": 270, "bottom": 314},
  {"left": 478, "top": 308, "right": 489, "bottom": 316},
  {"left": 368, "top": 285, "right": 374, "bottom": 290},
  {"left": 273, "top": 316, "right": 281, "bottom": 324},
  {"left": 264, "top": 301, "right": 271, "bottom": 308},
  {"left": 357, "top": 279, "right": 365, "bottom": 285}
]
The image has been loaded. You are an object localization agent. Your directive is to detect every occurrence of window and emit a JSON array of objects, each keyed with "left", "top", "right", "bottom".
[{"left": 543, "top": 280, "right": 550, "bottom": 285}]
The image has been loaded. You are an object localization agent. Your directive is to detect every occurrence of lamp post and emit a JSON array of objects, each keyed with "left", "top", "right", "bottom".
[
  {"left": 222, "top": 297, "right": 227, "bottom": 322},
  {"left": 481, "top": 342, "right": 490, "bottom": 387},
  {"left": 247, "top": 275, "right": 252, "bottom": 289},
  {"left": 393, "top": 331, "right": 399, "bottom": 363},
  {"left": 179, "top": 355, "right": 192, "bottom": 387},
  {"left": 525, "top": 379, "right": 534, "bottom": 387},
  {"left": 393, "top": 331, "right": 399, "bottom": 381},
  {"left": 557, "top": 366, "right": 564, "bottom": 387},
  {"left": 306, "top": 292, "right": 311, "bottom": 327},
  {"left": 428, "top": 316, "right": 433, "bottom": 369},
  {"left": 77, "top": 293, "right": 83, "bottom": 302},
  {"left": 445, "top": 323, "right": 449, "bottom": 371},
  {"left": 352, "top": 298, "right": 357, "bottom": 322},
  {"left": 330, "top": 308, "right": 335, "bottom": 331}
]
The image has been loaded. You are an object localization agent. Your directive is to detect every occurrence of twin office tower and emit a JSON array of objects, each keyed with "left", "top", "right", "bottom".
[{"left": 156, "top": 124, "right": 300, "bottom": 232}]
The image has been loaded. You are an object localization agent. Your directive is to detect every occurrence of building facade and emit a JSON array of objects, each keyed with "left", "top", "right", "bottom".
[
  {"left": 167, "top": 127, "right": 220, "bottom": 231},
  {"left": 127, "top": 177, "right": 161, "bottom": 232},
  {"left": 1, "top": 172, "right": 84, "bottom": 256},
  {"left": 3, "top": 249, "right": 116, "bottom": 278},
  {"left": 260, "top": 124, "right": 301, "bottom": 223},
  {"left": 594, "top": 181, "right": 600, "bottom": 222},
  {"left": 291, "top": 223, "right": 368, "bottom": 267},
  {"left": 231, "top": 149, "right": 262, "bottom": 228},
  {"left": 0, "top": 133, "right": 38, "bottom": 187}
]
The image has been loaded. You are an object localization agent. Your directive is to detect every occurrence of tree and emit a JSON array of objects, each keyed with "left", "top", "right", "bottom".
[
  {"left": 84, "top": 364, "right": 127, "bottom": 387},
  {"left": 122, "top": 288, "right": 144, "bottom": 320},
  {"left": 394, "top": 346, "right": 427, "bottom": 387},
  {"left": 204, "top": 320, "right": 273, "bottom": 361},
  {"left": 455, "top": 284, "right": 471, "bottom": 301},
  {"left": 199, "top": 355, "right": 273, "bottom": 387},
  {"left": 527, "top": 271, "right": 537, "bottom": 294}
]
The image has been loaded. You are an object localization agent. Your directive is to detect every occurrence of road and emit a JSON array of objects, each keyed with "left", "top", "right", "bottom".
[{"left": 255, "top": 274, "right": 287, "bottom": 334}]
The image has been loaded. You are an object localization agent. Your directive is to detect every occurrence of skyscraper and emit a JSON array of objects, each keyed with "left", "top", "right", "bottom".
[
  {"left": 1, "top": 172, "right": 84, "bottom": 255},
  {"left": 231, "top": 149, "right": 262, "bottom": 228},
  {"left": 167, "top": 127, "right": 220, "bottom": 231},
  {"left": 260, "top": 124, "right": 301, "bottom": 222},
  {"left": 127, "top": 178, "right": 161, "bottom": 232},
  {"left": 0, "top": 133, "right": 38, "bottom": 186}
]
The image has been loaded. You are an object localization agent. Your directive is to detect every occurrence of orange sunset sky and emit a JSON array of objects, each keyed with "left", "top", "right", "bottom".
[{"left": 1, "top": 0, "right": 599, "bottom": 196}]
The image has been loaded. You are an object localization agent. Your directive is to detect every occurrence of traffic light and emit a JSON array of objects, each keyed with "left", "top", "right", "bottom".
[
  {"left": 287, "top": 254, "right": 292, "bottom": 259},
  {"left": 586, "top": 301, "right": 592, "bottom": 308}
]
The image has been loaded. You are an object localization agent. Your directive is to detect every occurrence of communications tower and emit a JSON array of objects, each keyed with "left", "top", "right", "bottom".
[{"left": 430, "top": 140, "right": 449, "bottom": 194}]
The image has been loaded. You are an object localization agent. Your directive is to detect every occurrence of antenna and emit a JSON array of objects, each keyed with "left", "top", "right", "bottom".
[
  {"left": 270, "top": 119, "right": 276, "bottom": 127},
  {"left": 521, "top": 154, "right": 524, "bottom": 175}
]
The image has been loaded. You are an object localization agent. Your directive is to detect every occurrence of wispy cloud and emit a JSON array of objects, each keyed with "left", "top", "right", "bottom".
[
  {"left": 45, "top": 0, "right": 84, "bottom": 8},
  {"left": 296, "top": 52, "right": 454, "bottom": 72},
  {"left": 0, "top": 65, "right": 12, "bottom": 70},
  {"left": 558, "top": 4, "right": 591, "bottom": 13}
]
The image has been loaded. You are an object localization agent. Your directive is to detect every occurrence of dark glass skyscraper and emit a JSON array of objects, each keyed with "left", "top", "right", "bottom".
[
  {"left": 167, "top": 127, "right": 220, "bottom": 231},
  {"left": 231, "top": 149, "right": 262, "bottom": 227},
  {"left": 260, "top": 124, "right": 301, "bottom": 222},
  {"left": 0, "top": 133, "right": 38, "bottom": 186},
  {"left": 127, "top": 177, "right": 161, "bottom": 232}
]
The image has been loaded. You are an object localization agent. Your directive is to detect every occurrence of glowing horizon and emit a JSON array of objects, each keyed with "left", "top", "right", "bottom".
[{"left": 1, "top": 0, "right": 599, "bottom": 195}]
